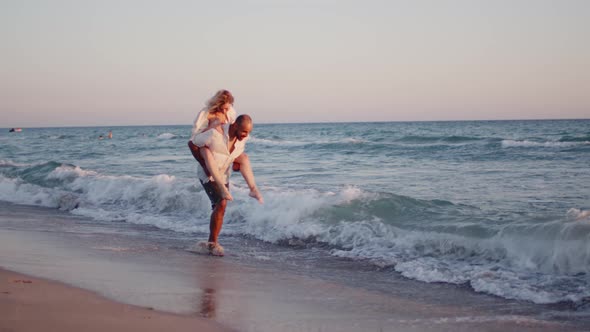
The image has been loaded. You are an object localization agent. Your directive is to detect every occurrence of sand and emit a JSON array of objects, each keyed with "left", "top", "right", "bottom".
[{"left": 0, "top": 268, "right": 230, "bottom": 332}]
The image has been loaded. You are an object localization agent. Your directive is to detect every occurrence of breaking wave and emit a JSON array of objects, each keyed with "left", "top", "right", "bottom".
[{"left": 1, "top": 160, "right": 589, "bottom": 306}]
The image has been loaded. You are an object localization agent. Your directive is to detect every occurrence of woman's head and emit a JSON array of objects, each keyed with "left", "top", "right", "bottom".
[{"left": 206, "top": 90, "right": 234, "bottom": 114}]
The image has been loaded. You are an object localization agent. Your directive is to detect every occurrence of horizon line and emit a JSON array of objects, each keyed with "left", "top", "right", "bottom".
[{"left": 3, "top": 117, "right": 589, "bottom": 130}]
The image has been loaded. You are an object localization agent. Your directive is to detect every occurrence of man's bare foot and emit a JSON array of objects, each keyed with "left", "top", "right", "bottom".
[
  {"left": 249, "top": 187, "right": 264, "bottom": 204},
  {"left": 207, "top": 242, "right": 224, "bottom": 256}
]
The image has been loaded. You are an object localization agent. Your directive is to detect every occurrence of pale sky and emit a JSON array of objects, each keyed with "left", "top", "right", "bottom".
[{"left": 1, "top": 0, "right": 589, "bottom": 127}]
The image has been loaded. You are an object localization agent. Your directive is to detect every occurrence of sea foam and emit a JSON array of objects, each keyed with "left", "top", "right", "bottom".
[
  {"left": 501, "top": 139, "right": 588, "bottom": 148},
  {"left": 157, "top": 133, "right": 177, "bottom": 139}
]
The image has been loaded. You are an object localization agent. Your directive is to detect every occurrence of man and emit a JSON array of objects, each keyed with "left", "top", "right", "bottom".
[{"left": 190, "top": 114, "right": 254, "bottom": 256}]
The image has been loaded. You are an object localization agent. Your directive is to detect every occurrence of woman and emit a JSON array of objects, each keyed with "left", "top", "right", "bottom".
[{"left": 188, "top": 90, "right": 263, "bottom": 203}]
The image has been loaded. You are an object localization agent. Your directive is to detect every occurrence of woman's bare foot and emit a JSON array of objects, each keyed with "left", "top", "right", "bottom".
[
  {"left": 219, "top": 185, "right": 233, "bottom": 201},
  {"left": 249, "top": 187, "right": 264, "bottom": 204}
]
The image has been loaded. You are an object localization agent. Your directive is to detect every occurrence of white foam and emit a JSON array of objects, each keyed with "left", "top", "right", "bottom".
[
  {"left": 0, "top": 163, "right": 214, "bottom": 231},
  {"left": 48, "top": 135, "right": 69, "bottom": 139},
  {"left": 223, "top": 185, "right": 376, "bottom": 244},
  {"left": 157, "top": 133, "right": 177, "bottom": 139},
  {"left": 0, "top": 175, "right": 60, "bottom": 207},
  {"left": 328, "top": 220, "right": 590, "bottom": 304},
  {"left": 248, "top": 137, "right": 306, "bottom": 146},
  {"left": 397, "top": 315, "right": 546, "bottom": 325},
  {"left": 501, "top": 139, "right": 587, "bottom": 148},
  {"left": 47, "top": 165, "right": 98, "bottom": 180},
  {"left": 92, "top": 246, "right": 133, "bottom": 252},
  {"left": 0, "top": 160, "right": 30, "bottom": 167},
  {"left": 2, "top": 161, "right": 590, "bottom": 305},
  {"left": 249, "top": 136, "right": 364, "bottom": 146},
  {"left": 229, "top": 187, "right": 333, "bottom": 242},
  {"left": 342, "top": 138, "right": 366, "bottom": 144},
  {"left": 395, "top": 258, "right": 470, "bottom": 284}
]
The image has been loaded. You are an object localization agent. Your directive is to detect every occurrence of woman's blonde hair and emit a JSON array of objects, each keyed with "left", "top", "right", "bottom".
[{"left": 206, "top": 90, "right": 234, "bottom": 114}]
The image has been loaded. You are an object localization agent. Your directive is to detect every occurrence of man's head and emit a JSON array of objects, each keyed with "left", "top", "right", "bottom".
[{"left": 230, "top": 114, "right": 253, "bottom": 141}]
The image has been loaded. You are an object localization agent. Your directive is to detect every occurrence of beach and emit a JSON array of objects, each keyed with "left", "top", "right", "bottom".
[
  {"left": 0, "top": 202, "right": 582, "bottom": 332},
  {"left": 3, "top": 0, "right": 589, "bottom": 329},
  {"left": 0, "top": 268, "right": 229, "bottom": 332}
]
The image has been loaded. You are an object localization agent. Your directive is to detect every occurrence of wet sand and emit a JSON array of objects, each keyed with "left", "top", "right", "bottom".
[
  {"left": 0, "top": 268, "right": 230, "bottom": 332},
  {"left": 0, "top": 202, "right": 579, "bottom": 332}
]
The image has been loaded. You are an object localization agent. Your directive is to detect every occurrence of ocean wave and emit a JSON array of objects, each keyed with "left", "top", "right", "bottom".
[
  {"left": 342, "top": 138, "right": 367, "bottom": 144},
  {"left": 396, "top": 135, "right": 484, "bottom": 144},
  {"left": 501, "top": 139, "right": 589, "bottom": 148},
  {"left": 249, "top": 137, "right": 368, "bottom": 147},
  {"left": 221, "top": 184, "right": 590, "bottom": 305},
  {"left": 1, "top": 160, "right": 590, "bottom": 306},
  {"left": 249, "top": 137, "right": 306, "bottom": 146},
  {"left": 329, "top": 220, "right": 590, "bottom": 304},
  {"left": 0, "top": 159, "right": 31, "bottom": 167},
  {"left": 232, "top": 191, "right": 590, "bottom": 304},
  {"left": 157, "top": 133, "right": 178, "bottom": 139},
  {"left": 0, "top": 162, "right": 213, "bottom": 220},
  {"left": 251, "top": 135, "right": 481, "bottom": 150},
  {"left": 559, "top": 135, "right": 590, "bottom": 143},
  {"left": 46, "top": 134, "right": 76, "bottom": 140},
  {"left": 0, "top": 176, "right": 57, "bottom": 207}
]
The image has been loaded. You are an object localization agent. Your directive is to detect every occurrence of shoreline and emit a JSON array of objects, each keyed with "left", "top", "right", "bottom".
[
  {"left": 0, "top": 202, "right": 581, "bottom": 332},
  {"left": 0, "top": 267, "right": 230, "bottom": 332}
]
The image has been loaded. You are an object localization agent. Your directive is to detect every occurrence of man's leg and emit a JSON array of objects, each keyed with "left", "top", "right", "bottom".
[
  {"left": 199, "top": 180, "right": 229, "bottom": 256},
  {"left": 234, "top": 153, "right": 263, "bottom": 204},
  {"left": 208, "top": 199, "right": 227, "bottom": 243}
]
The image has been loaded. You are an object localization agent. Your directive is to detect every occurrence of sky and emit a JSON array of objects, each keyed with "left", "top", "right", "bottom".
[{"left": 1, "top": 0, "right": 589, "bottom": 127}]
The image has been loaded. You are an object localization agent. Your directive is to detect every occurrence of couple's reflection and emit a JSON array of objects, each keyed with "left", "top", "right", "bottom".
[
  {"left": 197, "top": 258, "right": 222, "bottom": 318},
  {"left": 200, "top": 287, "right": 216, "bottom": 318}
]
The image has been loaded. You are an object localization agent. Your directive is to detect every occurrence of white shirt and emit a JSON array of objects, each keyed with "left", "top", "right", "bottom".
[{"left": 191, "top": 124, "right": 247, "bottom": 184}]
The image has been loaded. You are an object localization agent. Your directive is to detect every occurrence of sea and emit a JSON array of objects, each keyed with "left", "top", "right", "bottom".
[{"left": 1, "top": 119, "right": 590, "bottom": 318}]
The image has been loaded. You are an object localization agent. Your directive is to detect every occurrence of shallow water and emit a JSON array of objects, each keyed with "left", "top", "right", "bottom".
[
  {"left": 0, "top": 202, "right": 582, "bottom": 331},
  {"left": 1, "top": 119, "right": 589, "bottom": 308}
]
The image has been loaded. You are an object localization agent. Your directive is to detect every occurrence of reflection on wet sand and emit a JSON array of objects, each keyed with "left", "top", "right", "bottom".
[
  {"left": 200, "top": 288, "right": 216, "bottom": 318},
  {"left": 195, "top": 257, "right": 223, "bottom": 320}
]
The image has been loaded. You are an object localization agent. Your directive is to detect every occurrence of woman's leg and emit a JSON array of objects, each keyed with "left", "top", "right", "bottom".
[
  {"left": 200, "top": 147, "right": 233, "bottom": 201},
  {"left": 234, "top": 153, "right": 263, "bottom": 204}
]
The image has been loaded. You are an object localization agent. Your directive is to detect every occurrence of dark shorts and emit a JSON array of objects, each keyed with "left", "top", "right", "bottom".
[{"left": 200, "top": 180, "right": 229, "bottom": 210}]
